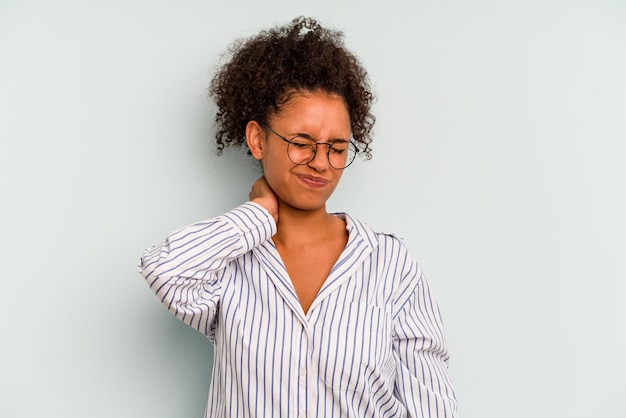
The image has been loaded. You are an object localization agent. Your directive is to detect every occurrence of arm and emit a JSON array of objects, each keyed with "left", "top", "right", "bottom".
[
  {"left": 392, "top": 264, "right": 458, "bottom": 418},
  {"left": 138, "top": 201, "right": 276, "bottom": 336}
]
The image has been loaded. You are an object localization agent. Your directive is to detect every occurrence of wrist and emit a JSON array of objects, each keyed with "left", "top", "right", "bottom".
[{"left": 252, "top": 198, "right": 278, "bottom": 223}]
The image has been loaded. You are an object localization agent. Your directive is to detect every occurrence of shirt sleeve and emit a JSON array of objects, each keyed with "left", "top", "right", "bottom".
[
  {"left": 392, "top": 264, "right": 458, "bottom": 418},
  {"left": 138, "top": 201, "right": 276, "bottom": 337}
]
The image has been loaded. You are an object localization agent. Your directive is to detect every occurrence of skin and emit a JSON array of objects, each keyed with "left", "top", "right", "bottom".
[{"left": 245, "top": 89, "right": 351, "bottom": 314}]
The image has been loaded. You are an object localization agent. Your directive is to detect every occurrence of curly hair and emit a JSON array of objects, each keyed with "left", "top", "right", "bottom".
[{"left": 209, "top": 16, "right": 375, "bottom": 158}]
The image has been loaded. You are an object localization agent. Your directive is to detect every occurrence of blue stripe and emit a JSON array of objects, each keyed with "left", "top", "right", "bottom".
[{"left": 138, "top": 202, "right": 457, "bottom": 417}]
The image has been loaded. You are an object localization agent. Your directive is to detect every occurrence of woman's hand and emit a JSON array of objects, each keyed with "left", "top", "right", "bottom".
[{"left": 249, "top": 176, "right": 278, "bottom": 224}]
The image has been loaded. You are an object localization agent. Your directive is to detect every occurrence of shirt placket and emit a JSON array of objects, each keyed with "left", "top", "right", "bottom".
[{"left": 295, "top": 322, "right": 312, "bottom": 418}]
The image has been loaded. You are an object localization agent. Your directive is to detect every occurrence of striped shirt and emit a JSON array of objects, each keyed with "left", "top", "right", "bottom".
[{"left": 139, "top": 202, "right": 458, "bottom": 417}]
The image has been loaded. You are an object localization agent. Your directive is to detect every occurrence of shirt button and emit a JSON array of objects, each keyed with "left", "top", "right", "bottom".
[{"left": 299, "top": 367, "right": 306, "bottom": 377}]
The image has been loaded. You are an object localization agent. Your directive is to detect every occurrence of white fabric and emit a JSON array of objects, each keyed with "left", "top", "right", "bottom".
[{"left": 139, "top": 202, "right": 458, "bottom": 417}]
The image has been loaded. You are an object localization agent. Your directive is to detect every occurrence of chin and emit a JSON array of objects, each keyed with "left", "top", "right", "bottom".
[
  {"left": 272, "top": 181, "right": 336, "bottom": 212},
  {"left": 291, "top": 202, "right": 327, "bottom": 212},
  {"left": 282, "top": 196, "right": 328, "bottom": 212}
]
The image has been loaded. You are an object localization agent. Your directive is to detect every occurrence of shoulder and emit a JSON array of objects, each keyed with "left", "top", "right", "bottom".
[
  {"left": 338, "top": 213, "right": 425, "bottom": 306},
  {"left": 337, "top": 213, "right": 418, "bottom": 275},
  {"left": 338, "top": 212, "right": 408, "bottom": 247}
]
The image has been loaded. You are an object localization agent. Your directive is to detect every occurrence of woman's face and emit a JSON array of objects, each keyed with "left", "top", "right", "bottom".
[{"left": 252, "top": 90, "right": 352, "bottom": 213}]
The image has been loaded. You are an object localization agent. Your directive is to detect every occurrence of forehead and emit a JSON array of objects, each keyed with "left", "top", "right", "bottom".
[
  {"left": 269, "top": 89, "right": 351, "bottom": 135},
  {"left": 273, "top": 89, "right": 347, "bottom": 115}
]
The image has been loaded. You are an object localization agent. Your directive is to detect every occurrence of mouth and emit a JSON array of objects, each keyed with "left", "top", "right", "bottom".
[{"left": 297, "top": 174, "right": 329, "bottom": 187}]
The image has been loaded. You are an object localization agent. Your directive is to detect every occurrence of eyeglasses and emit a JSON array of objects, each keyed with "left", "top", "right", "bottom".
[{"left": 262, "top": 124, "right": 358, "bottom": 169}]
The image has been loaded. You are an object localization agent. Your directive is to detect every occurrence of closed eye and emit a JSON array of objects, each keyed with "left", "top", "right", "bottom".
[
  {"left": 290, "top": 136, "right": 317, "bottom": 149},
  {"left": 329, "top": 141, "right": 349, "bottom": 154}
]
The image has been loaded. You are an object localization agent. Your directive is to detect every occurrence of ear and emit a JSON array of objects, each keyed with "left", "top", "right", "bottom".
[{"left": 245, "top": 121, "right": 265, "bottom": 160}]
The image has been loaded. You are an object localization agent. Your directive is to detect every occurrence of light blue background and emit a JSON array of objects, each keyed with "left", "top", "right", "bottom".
[{"left": 1, "top": 1, "right": 625, "bottom": 417}]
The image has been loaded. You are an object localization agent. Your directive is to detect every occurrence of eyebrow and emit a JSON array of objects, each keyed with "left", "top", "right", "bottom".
[{"left": 292, "top": 132, "right": 350, "bottom": 143}]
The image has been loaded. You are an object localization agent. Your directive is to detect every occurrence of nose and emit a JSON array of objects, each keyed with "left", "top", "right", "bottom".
[{"left": 306, "top": 144, "right": 331, "bottom": 171}]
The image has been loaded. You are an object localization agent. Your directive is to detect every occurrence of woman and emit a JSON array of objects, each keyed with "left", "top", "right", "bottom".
[{"left": 139, "top": 17, "right": 458, "bottom": 418}]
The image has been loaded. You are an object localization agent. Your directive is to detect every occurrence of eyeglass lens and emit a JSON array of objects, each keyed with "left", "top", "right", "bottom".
[{"left": 287, "top": 136, "right": 356, "bottom": 169}]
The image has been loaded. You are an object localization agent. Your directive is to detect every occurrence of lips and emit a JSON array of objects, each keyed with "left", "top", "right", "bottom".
[{"left": 298, "top": 174, "right": 329, "bottom": 187}]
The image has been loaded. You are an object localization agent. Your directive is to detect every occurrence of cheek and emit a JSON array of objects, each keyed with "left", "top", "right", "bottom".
[
  {"left": 260, "top": 159, "right": 288, "bottom": 190},
  {"left": 260, "top": 145, "right": 285, "bottom": 174}
]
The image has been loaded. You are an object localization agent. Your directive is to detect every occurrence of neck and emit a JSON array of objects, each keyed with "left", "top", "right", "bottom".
[{"left": 273, "top": 202, "right": 340, "bottom": 246}]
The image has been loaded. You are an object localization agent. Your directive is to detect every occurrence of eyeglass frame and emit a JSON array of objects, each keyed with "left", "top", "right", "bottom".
[{"left": 260, "top": 123, "right": 359, "bottom": 169}]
